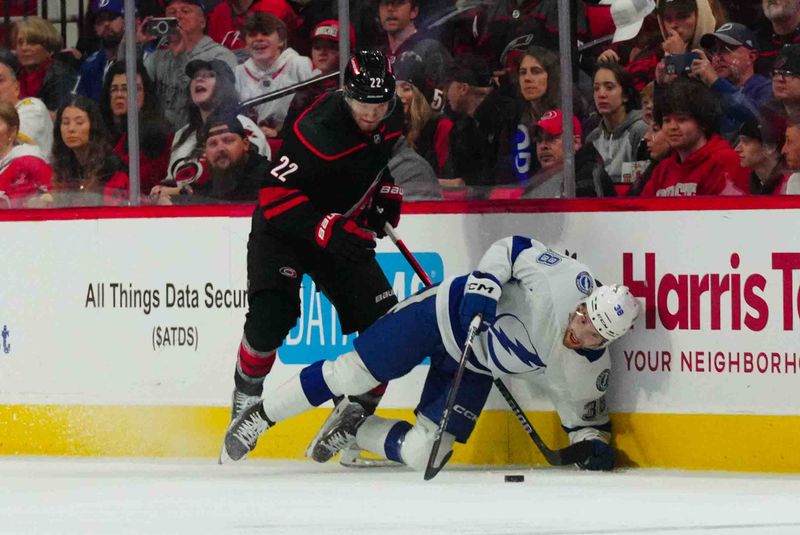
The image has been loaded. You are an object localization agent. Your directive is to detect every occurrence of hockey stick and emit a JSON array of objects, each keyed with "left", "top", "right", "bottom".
[
  {"left": 238, "top": 71, "right": 340, "bottom": 111},
  {"left": 424, "top": 314, "right": 482, "bottom": 481},
  {"left": 492, "top": 378, "right": 593, "bottom": 466},
  {"left": 385, "top": 224, "right": 593, "bottom": 468},
  {"left": 383, "top": 223, "right": 433, "bottom": 286}
]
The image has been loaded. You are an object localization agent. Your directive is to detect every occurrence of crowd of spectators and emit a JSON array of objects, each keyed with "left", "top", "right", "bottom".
[{"left": 2, "top": 0, "right": 800, "bottom": 208}]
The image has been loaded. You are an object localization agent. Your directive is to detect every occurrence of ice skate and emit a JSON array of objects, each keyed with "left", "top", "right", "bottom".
[
  {"left": 219, "top": 401, "right": 273, "bottom": 464},
  {"left": 306, "top": 398, "right": 366, "bottom": 463},
  {"left": 230, "top": 388, "right": 261, "bottom": 423}
]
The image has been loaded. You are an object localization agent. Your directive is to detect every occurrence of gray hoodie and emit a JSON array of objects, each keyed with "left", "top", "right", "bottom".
[
  {"left": 585, "top": 109, "right": 648, "bottom": 183},
  {"left": 145, "top": 36, "right": 238, "bottom": 130}
]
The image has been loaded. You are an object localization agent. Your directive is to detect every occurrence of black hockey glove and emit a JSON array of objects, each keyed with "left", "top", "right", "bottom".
[
  {"left": 575, "top": 439, "right": 615, "bottom": 471},
  {"left": 362, "top": 184, "right": 403, "bottom": 238},
  {"left": 315, "top": 213, "right": 376, "bottom": 265}
]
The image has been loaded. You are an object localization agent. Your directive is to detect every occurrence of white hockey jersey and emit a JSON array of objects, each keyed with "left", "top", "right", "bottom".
[
  {"left": 435, "top": 236, "right": 611, "bottom": 443},
  {"left": 16, "top": 97, "right": 53, "bottom": 158},
  {"left": 235, "top": 49, "right": 315, "bottom": 128}
]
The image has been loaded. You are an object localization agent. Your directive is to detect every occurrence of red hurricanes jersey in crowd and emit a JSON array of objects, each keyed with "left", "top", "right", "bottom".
[
  {"left": 641, "top": 135, "right": 750, "bottom": 197},
  {"left": 207, "top": 0, "right": 299, "bottom": 51},
  {"left": 253, "top": 91, "right": 404, "bottom": 242}
]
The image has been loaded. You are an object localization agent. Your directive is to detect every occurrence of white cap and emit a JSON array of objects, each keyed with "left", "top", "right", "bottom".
[
  {"left": 607, "top": 0, "right": 656, "bottom": 43},
  {"left": 584, "top": 284, "right": 641, "bottom": 346}
]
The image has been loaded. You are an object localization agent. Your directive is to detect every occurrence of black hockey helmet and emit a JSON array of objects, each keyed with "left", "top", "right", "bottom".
[{"left": 344, "top": 50, "right": 396, "bottom": 104}]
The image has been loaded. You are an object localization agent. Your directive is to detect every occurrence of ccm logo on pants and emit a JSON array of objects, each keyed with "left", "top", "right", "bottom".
[{"left": 453, "top": 405, "right": 478, "bottom": 422}]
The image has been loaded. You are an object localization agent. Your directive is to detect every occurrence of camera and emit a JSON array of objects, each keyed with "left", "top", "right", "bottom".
[
  {"left": 145, "top": 17, "right": 178, "bottom": 38},
  {"left": 664, "top": 52, "right": 700, "bottom": 75}
]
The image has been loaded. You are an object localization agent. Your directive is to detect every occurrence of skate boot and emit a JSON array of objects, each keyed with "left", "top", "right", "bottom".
[
  {"left": 306, "top": 397, "right": 367, "bottom": 463},
  {"left": 229, "top": 388, "right": 261, "bottom": 424},
  {"left": 220, "top": 401, "right": 274, "bottom": 464}
]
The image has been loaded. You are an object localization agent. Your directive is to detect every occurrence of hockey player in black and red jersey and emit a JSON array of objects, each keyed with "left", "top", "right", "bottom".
[{"left": 220, "top": 49, "right": 405, "bottom": 461}]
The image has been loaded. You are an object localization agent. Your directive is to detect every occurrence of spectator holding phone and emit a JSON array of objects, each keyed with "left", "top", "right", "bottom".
[
  {"left": 76, "top": 0, "right": 126, "bottom": 102},
  {"left": 144, "top": 0, "right": 237, "bottom": 130},
  {"left": 100, "top": 61, "right": 174, "bottom": 194},
  {"left": 51, "top": 96, "right": 130, "bottom": 206},
  {"left": 234, "top": 12, "right": 314, "bottom": 139},
  {"left": 689, "top": 23, "right": 772, "bottom": 140},
  {"left": 653, "top": 0, "right": 717, "bottom": 85},
  {"left": 13, "top": 17, "right": 79, "bottom": 114}
]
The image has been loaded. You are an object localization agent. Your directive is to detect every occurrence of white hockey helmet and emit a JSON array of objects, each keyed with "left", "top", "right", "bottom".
[{"left": 583, "top": 284, "right": 640, "bottom": 346}]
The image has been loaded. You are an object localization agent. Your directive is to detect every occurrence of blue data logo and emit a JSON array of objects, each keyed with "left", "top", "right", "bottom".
[{"left": 278, "top": 252, "right": 444, "bottom": 365}]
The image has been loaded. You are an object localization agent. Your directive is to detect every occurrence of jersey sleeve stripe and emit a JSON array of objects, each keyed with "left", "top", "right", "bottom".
[
  {"left": 259, "top": 187, "right": 305, "bottom": 208},
  {"left": 262, "top": 195, "right": 310, "bottom": 220},
  {"left": 511, "top": 236, "right": 534, "bottom": 264}
]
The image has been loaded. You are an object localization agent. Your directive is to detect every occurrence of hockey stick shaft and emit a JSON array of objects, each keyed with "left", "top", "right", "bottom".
[
  {"left": 492, "top": 378, "right": 593, "bottom": 466},
  {"left": 424, "top": 314, "right": 482, "bottom": 481},
  {"left": 238, "top": 71, "right": 340, "bottom": 110},
  {"left": 383, "top": 223, "right": 433, "bottom": 286}
]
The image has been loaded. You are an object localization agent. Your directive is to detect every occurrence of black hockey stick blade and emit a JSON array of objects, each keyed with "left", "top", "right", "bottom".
[
  {"left": 424, "top": 315, "right": 482, "bottom": 481},
  {"left": 493, "top": 378, "right": 594, "bottom": 466}
]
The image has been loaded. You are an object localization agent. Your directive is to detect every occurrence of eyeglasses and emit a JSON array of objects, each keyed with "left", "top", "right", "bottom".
[
  {"left": 772, "top": 69, "right": 800, "bottom": 80},
  {"left": 708, "top": 45, "right": 738, "bottom": 57}
]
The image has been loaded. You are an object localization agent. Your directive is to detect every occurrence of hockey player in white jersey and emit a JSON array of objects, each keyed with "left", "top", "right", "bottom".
[{"left": 220, "top": 236, "right": 640, "bottom": 472}]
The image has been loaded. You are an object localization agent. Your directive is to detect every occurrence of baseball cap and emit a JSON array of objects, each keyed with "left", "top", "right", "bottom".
[
  {"left": 657, "top": 0, "right": 696, "bottom": 13},
  {"left": 311, "top": 20, "right": 356, "bottom": 50},
  {"left": 774, "top": 44, "right": 800, "bottom": 75},
  {"left": 700, "top": 23, "right": 757, "bottom": 50},
  {"left": 166, "top": 0, "right": 207, "bottom": 12},
  {"left": 535, "top": 109, "right": 583, "bottom": 137},
  {"left": 0, "top": 48, "right": 20, "bottom": 74},
  {"left": 446, "top": 54, "right": 492, "bottom": 88},
  {"left": 202, "top": 111, "right": 246, "bottom": 141},
  {"left": 394, "top": 52, "right": 426, "bottom": 89},
  {"left": 609, "top": 0, "right": 656, "bottom": 43},
  {"left": 186, "top": 58, "right": 236, "bottom": 85},
  {"left": 91, "top": 0, "right": 124, "bottom": 17},
  {"left": 738, "top": 115, "right": 785, "bottom": 147}
]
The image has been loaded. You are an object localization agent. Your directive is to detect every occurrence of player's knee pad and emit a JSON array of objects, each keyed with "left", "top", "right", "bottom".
[
  {"left": 399, "top": 414, "right": 455, "bottom": 472},
  {"left": 322, "top": 351, "right": 381, "bottom": 396},
  {"left": 244, "top": 289, "right": 300, "bottom": 351}
]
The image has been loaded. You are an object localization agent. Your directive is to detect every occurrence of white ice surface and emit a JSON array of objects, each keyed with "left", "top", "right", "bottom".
[{"left": 1, "top": 457, "right": 799, "bottom": 535}]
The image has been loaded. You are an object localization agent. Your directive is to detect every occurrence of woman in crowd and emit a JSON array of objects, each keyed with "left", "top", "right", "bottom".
[
  {"left": 51, "top": 96, "right": 129, "bottom": 206},
  {"left": 657, "top": 0, "right": 718, "bottom": 56},
  {"left": 0, "top": 102, "right": 52, "bottom": 208},
  {"left": 586, "top": 62, "right": 648, "bottom": 183},
  {"left": 734, "top": 117, "right": 789, "bottom": 195},
  {"left": 156, "top": 58, "right": 268, "bottom": 200},
  {"left": 100, "top": 61, "right": 173, "bottom": 194},
  {"left": 14, "top": 17, "right": 79, "bottom": 114},
  {"left": 234, "top": 12, "right": 314, "bottom": 138}
]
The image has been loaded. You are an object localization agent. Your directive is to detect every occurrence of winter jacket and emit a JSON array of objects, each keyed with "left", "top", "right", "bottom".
[
  {"left": 145, "top": 36, "right": 238, "bottom": 129},
  {"left": 76, "top": 47, "right": 111, "bottom": 102},
  {"left": 585, "top": 109, "right": 648, "bottom": 183},
  {"left": 641, "top": 135, "right": 749, "bottom": 196},
  {"left": 0, "top": 144, "right": 52, "bottom": 208},
  {"left": 710, "top": 74, "right": 773, "bottom": 141},
  {"left": 235, "top": 49, "right": 315, "bottom": 128}
]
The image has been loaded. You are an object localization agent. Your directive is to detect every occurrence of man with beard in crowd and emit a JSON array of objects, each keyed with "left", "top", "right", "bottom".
[
  {"left": 192, "top": 110, "right": 269, "bottom": 202},
  {"left": 77, "top": 0, "right": 126, "bottom": 102}
]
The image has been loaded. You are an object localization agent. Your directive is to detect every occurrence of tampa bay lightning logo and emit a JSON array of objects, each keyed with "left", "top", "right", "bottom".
[
  {"left": 486, "top": 314, "right": 544, "bottom": 374},
  {"left": 575, "top": 271, "right": 594, "bottom": 296}
]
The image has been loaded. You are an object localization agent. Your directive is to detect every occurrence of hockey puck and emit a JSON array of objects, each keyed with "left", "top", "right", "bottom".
[{"left": 504, "top": 474, "right": 524, "bottom": 483}]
